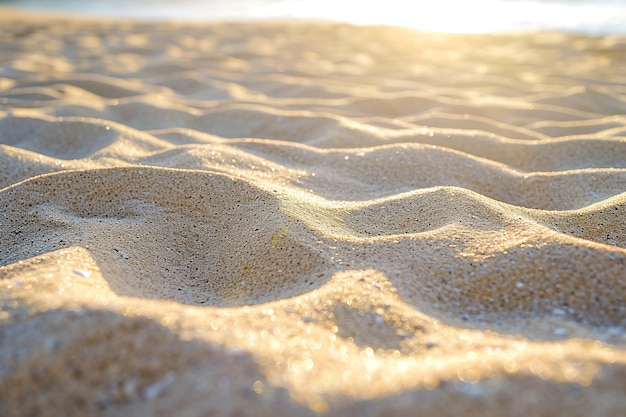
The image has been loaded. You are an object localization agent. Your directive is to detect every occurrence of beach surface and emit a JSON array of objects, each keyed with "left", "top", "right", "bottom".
[{"left": 1, "top": 11, "right": 626, "bottom": 416}]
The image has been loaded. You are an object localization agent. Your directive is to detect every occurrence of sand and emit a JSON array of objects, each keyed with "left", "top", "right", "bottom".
[{"left": 1, "top": 10, "right": 626, "bottom": 416}]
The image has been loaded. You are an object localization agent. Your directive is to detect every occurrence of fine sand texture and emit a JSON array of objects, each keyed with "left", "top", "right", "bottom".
[{"left": 1, "top": 11, "right": 626, "bottom": 416}]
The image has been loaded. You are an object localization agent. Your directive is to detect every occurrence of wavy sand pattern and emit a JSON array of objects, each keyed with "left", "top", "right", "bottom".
[{"left": 1, "top": 13, "right": 626, "bottom": 416}]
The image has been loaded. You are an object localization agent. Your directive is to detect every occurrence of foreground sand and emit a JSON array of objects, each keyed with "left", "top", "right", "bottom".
[{"left": 1, "top": 11, "right": 626, "bottom": 416}]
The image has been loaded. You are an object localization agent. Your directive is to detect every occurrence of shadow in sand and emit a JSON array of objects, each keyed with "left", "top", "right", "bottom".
[
  {"left": 330, "top": 302, "right": 416, "bottom": 352},
  {"left": 0, "top": 167, "right": 335, "bottom": 307},
  {"left": 338, "top": 366, "right": 626, "bottom": 417},
  {"left": 0, "top": 305, "right": 313, "bottom": 417},
  {"left": 331, "top": 233, "right": 626, "bottom": 344},
  {"left": 2, "top": 303, "right": 625, "bottom": 417},
  {"left": 383, "top": 237, "right": 626, "bottom": 329},
  {"left": 0, "top": 116, "right": 128, "bottom": 160}
]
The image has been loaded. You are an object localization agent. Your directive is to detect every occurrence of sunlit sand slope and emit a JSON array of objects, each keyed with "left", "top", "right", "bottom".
[{"left": 1, "top": 13, "right": 625, "bottom": 417}]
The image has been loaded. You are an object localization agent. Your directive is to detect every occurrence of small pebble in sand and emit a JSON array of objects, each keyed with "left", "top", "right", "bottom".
[
  {"left": 114, "top": 247, "right": 130, "bottom": 259},
  {"left": 142, "top": 372, "right": 176, "bottom": 400},
  {"left": 73, "top": 269, "right": 91, "bottom": 278}
]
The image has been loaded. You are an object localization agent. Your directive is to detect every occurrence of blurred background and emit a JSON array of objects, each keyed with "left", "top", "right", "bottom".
[{"left": 0, "top": 0, "right": 625, "bottom": 34}]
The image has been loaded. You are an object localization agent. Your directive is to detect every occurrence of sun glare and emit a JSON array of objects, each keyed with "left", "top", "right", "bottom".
[{"left": 253, "top": 0, "right": 621, "bottom": 33}]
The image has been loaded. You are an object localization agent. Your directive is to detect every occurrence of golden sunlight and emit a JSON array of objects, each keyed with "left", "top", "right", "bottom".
[{"left": 254, "top": 0, "right": 619, "bottom": 33}]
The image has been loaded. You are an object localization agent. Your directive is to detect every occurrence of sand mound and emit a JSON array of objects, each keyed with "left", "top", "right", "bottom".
[
  {"left": 1, "top": 168, "right": 332, "bottom": 307},
  {"left": 1, "top": 12, "right": 625, "bottom": 417}
]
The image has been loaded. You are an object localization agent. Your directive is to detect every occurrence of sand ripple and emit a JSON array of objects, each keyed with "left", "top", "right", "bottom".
[{"left": 1, "top": 15, "right": 625, "bottom": 417}]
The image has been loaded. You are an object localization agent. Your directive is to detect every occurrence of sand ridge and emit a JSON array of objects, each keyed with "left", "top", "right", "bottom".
[{"left": 1, "top": 12, "right": 626, "bottom": 416}]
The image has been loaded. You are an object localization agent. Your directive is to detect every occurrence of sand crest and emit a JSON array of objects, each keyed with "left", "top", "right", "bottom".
[{"left": 1, "top": 11, "right": 625, "bottom": 416}]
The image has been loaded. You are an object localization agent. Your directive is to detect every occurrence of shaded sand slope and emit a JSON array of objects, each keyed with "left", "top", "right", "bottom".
[{"left": 1, "top": 13, "right": 626, "bottom": 417}]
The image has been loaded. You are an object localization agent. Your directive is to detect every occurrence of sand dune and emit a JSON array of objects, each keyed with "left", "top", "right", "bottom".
[{"left": 1, "top": 11, "right": 625, "bottom": 417}]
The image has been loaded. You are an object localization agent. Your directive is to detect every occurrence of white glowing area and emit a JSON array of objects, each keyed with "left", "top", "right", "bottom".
[{"left": 252, "top": 0, "right": 622, "bottom": 33}]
